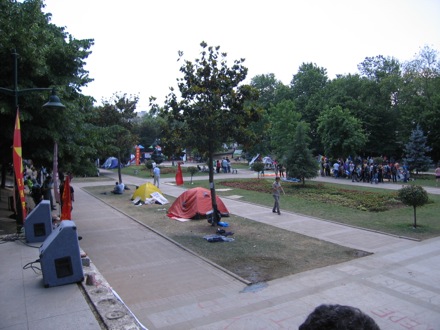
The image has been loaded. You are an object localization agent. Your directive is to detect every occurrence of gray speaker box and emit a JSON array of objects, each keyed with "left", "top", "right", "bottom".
[
  {"left": 24, "top": 200, "right": 53, "bottom": 243},
  {"left": 39, "top": 220, "right": 84, "bottom": 288}
]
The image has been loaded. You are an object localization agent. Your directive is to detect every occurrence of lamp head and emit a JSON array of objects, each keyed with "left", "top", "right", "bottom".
[{"left": 42, "top": 88, "right": 65, "bottom": 109}]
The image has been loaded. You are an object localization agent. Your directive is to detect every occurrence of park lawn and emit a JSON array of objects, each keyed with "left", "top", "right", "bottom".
[
  {"left": 83, "top": 184, "right": 365, "bottom": 283},
  {"left": 182, "top": 178, "right": 440, "bottom": 241}
]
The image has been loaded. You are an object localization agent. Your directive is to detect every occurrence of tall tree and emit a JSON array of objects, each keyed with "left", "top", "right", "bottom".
[
  {"left": 290, "top": 63, "right": 328, "bottom": 151},
  {"left": 92, "top": 93, "right": 139, "bottom": 183},
  {"left": 400, "top": 46, "right": 440, "bottom": 162},
  {"left": 249, "top": 74, "right": 292, "bottom": 156},
  {"left": 161, "top": 41, "right": 261, "bottom": 224},
  {"left": 269, "top": 100, "right": 301, "bottom": 161},
  {"left": 403, "top": 124, "right": 433, "bottom": 174},
  {"left": 317, "top": 106, "right": 367, "bottom": 159},
  {"left": 357, "top": 56, "right": 402, "bottom": 158},
  {"left": 0, "top": 0, "right": 95, "bottom": 184},
  {"left": 285, "top": 122, "right": 318, "bottom": 185}
]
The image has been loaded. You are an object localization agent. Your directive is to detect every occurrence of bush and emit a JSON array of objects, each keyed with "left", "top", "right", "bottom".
[
  {"left": 252, "top": 162, "right": 265, "bottom": 178},
  {"left": 398, "top": 185, "right": 429, "bottom": 228}
]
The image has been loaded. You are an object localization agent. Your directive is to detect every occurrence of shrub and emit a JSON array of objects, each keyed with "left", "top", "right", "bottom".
[
  {"left": 398, "top": 185, "right": 429, "bottom": 228},
  {"left": 252, "top": 162, "right": 265, "bottom": 179}
]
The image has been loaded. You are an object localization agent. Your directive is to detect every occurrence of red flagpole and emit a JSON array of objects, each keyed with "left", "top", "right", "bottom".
[{"left": 53, "top": 142, "right": 60, "bottom": 204}]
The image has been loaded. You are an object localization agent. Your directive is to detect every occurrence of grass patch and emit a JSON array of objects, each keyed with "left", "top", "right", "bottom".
[
  {"left": 184, "top": 178, "right": 440, "bottom": 241},
  {"left": 83, "top": 184, "right": 366, "bottom": 283}
]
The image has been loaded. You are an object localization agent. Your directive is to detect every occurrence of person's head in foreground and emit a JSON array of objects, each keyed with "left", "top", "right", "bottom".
[{"left": 299, "top": 304, "right": 380, "bottom": 330}]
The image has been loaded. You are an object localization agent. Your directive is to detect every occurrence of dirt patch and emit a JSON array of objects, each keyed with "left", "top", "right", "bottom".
[{"left": 84, "top": 185, "right": 369, "bottom": 283}]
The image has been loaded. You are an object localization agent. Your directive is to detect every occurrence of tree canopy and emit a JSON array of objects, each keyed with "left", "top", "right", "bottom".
[
  {"left": 0, "top": 0, "right": 95, "bottom": 184},
  {"left": 160, "top": 41, "right": 261, "bottom": 222}
]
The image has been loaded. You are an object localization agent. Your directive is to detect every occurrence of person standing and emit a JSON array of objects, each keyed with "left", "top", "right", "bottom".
[
  {"left": 435, "top": 164, "right": 440, "bottom": 186},
  {"left": 153, "top": 166, "right": 160, "bottom": 188},
  {"left": 272, "top": 176, "right": 285, "bottom": 215},
  {"left": 42, "top": 175, "right": 56, "bottom": 210}
]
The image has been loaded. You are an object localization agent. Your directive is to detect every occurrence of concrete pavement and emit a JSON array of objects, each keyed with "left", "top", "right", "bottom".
[
  {"left": 2, "top": 169, "right": 440, "bottom": 329},
  {"left": 74, "top": 170, "right": 440, "bottom": 329}
]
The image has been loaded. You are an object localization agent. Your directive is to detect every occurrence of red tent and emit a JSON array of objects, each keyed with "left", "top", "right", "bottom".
[{"left": 167, "top": 187, "right": 229, "bottom": 219}]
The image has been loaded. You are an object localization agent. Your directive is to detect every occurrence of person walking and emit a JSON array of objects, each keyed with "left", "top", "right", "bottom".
[
  {"left": 153, "top": 166, "right": 160, "bottom": 188},
  {"left": 272, "top": 176, "right": 285, "bottom": 215}
]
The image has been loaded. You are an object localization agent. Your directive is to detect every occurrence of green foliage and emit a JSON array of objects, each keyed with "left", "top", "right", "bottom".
[
  {"left": 91, "top": 93, "right": 139, "bottom": 161},
  {"left": 160, "top": 41, "right": 262, "bottom": 218},
  {"left": 162, "top": 42, "right": 261, "bottom": 156},
  {"left": 219, "top": 179, "right": 402, "bottom": 212},
  {"left": 251, "top": 162, "right": 265, "bottom": 178},
  {"left": 398, "top": 185, "right": 429, "bottom": 227},
  {"left": 187, "top": 166, "right": 198, "bottom": 176},
  {"left": 285, "top": 122, "right": 318, "bottom": 185},
  {"left": 0, "top": 0, "right": 95, "bottom": 178},
  {"left": 269, "top": 100, "right": 301, "bottom": 159},
  {"left": 403, "top": 124, "right": 433, "bottom": 173},
  {"left": 145, "top": 160, "right": 154, "bottom": 170},
  {"left": 398, "top": 185, "right": 429, "bottom": 208},
  {"left": 317, "top": 105, "right": 367, "bottom": 158}
]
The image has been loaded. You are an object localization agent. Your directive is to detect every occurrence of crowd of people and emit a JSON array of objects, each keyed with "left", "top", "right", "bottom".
[
  {"left": 23, "top": 165, "right": 74, "bottom": 214},
  {"left": 320, "top": 156, "right": 412, "bottom": 184},
  {"left": 216, "top": 157, "right": 233, "bottom": 173}
]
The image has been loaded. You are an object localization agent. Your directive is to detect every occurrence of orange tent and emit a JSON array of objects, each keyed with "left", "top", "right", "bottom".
[{"left": 167, "top": 187, "right": 229, "bottom": 219}]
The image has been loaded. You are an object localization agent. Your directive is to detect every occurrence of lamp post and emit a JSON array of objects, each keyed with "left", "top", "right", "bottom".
[{"left": 0, "top": 49, "right": 65, "bottom": 229}]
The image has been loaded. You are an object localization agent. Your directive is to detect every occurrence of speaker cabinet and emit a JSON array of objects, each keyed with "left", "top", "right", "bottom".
[
  {"left": 24, "top": 200, "right": 53, "bottom": 243},
  {"left": 39, "top": 220, "right": 84, "bottom": 288}
]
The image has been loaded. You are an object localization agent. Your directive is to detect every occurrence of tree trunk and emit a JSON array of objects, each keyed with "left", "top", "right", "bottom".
[
  {"left": 413, "top": 206, "right": 417, "bottom": 228},
  {"left": 208, "top": 151, "right": 219, "bottom": 226},
  {"left": 117, "top": 151, "right": 122, "bottom": 184}
]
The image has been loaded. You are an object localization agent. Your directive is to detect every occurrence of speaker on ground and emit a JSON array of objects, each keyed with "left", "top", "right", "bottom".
[
  {"left": 24, "top": 200, "right": 52, "bottom": 243},
  {"left": 39, "top": 220, "right": 84, "bottom": 288}
]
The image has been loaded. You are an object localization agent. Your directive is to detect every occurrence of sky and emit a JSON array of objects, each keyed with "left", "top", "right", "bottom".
[{"left": 43, "top": 0, "right": 440, "bottom": 111}]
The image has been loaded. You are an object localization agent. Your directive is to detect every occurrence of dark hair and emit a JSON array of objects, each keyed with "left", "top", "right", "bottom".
[{"left": 299, "top": 304, "right": 380, "bottom": 330}]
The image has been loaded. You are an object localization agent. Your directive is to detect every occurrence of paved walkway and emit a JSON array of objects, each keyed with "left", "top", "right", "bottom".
[
  {"left": 73, "top": 170, "right": 440, "bottom": 329},
  {"left": 2, "top": 170, "right": 440, "bottom": 329}
]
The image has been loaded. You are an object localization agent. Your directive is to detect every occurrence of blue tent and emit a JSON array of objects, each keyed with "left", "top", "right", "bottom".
[{"left": 102, "top": 157, "right": 119, "bottom": 169}]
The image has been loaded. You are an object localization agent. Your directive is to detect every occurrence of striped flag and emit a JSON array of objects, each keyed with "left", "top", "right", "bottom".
[
  {"left": 60, "top": 176, "right": 72, "bottom": 220},
  {"left": 13, "top": 108, "right": 27, "bottom": 221}
]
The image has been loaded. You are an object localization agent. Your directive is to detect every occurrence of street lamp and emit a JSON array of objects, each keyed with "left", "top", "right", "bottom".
[
  {"left": 0, "top": 49, "right": 65, "bottom": 229},
  {"left": 0, "top": 49, "right": 65, "bottom": 110}
]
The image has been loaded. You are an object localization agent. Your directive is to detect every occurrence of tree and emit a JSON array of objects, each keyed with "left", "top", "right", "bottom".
[
  {"left": 187, "top": 166, "right": 198, "bottom": 184},
  {"left": 398, "top": 185, "right": 429, "bottom": 228},
  {"left": 317, "top": 106, "right": 367, "bottom": 158},
  {"left": 269, "top": 100, "right": 301, "bottom": 160},
  {"left": 400, "top": 46, "right": 440, "bottom": 162},
  {"left": 133, "top": 112, "right": 163, "bottom": 151},
  {"left": 161, "top": 42, "right": 261, "bottom": 224},
  {"left": 357, "top": 56, "right": 402, "bottom": 158},
  {"left": 251, "top": 162, "right": 265, "bottom": 179},
  {"left": 0, "top": 0, "right": 95, "bottom": 185},
  {"left": 403, "top": 124, "right": 433, "bottom": 174},
  {"left": 92, "top": 93, "right": 139, "bottom": 183},
  {"left": 290, "top": 63, "right": 329, "bottom": 151},
  {"left": 285, "top": 122, "right": 318, "bottom": 185}
]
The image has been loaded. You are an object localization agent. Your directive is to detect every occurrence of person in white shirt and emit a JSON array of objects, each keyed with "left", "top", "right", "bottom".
[{"left": 153, "top": 166, "right": 160, "bottom": 187}]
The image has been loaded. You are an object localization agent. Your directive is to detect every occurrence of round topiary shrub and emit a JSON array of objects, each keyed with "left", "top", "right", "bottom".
[{"left": 398, "top": 185, "right": 429, "bottom": 228}]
